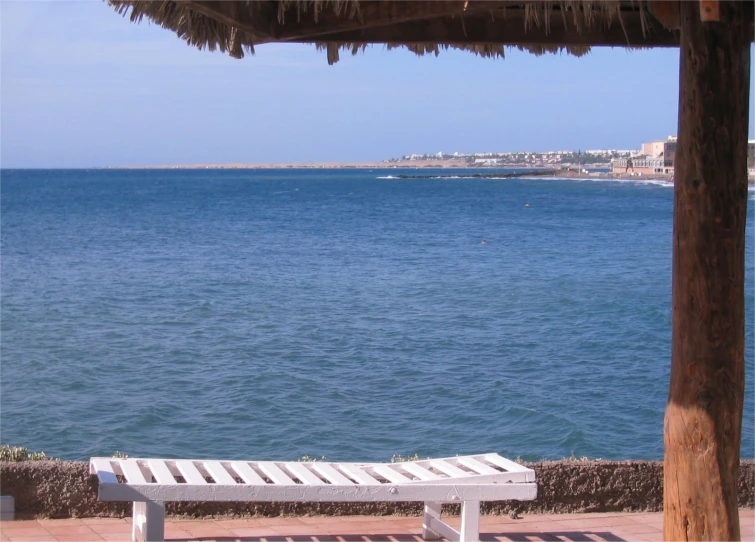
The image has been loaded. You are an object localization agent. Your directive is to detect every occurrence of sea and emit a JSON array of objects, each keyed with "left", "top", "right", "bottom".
[{"left": 1, "top": 168, "right": 753, "bottom": 462}]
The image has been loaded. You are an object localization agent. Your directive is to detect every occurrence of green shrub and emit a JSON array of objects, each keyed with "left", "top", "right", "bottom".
[
  {"left": 0, "top": 445, "right": 58, "bottom": 462},
  {"left": 298, "top": 455, "right": 327, "bottom": 462},
  {"left": 390, "top": 454, "right": 429, "bottom": 463}
]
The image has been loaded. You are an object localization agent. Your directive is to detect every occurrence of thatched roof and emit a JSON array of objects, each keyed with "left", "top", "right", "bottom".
[{"left": 107, "top": 1, "right": 690, "bottom": 64}]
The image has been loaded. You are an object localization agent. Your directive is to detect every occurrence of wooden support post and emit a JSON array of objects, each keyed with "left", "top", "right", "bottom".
[
  {"left": 700, "top": 1, "right": 720, "bottom": 23},
  {"left": 664, "top": 1, "right": 751, "bottom": 541},
  {"left": 648, "top": 0, "right": 681, "bottom": 30}
]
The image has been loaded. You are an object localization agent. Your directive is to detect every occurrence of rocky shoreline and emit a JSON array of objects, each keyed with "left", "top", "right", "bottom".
[{"left": 1, "top": 460, "right": 752, "bottom": 519}]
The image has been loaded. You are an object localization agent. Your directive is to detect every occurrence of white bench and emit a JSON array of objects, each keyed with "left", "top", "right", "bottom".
[{"left": 90, "top": 452, "right": 536, "bottom": 542}]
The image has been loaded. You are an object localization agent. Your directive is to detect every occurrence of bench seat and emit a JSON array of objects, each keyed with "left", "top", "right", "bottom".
[{"left": 90, "top": 453, "right": 536, "bottom": 542}]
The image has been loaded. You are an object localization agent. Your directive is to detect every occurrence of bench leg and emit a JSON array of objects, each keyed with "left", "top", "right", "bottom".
[
  {"left": 132, "top": 501, "right": 164, "bottom": 542},
  {"left": 422, "top": 502, "right": 443, "bottom": 540},
  {"left": 459, "top": 500, "right": 480, "bottom": 542}
]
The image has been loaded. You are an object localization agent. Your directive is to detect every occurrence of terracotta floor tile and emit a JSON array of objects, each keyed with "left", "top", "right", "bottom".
[
  {"left": 619, "top": 534, "right": 662, "bottom": 542},
  {"left": 602, "top": 517, "right": 659, "bottom": 528},
  {"left": 182, "top": 531, "right": 236, "bottom": 538},
  {"left": 0, "top": 524, "right": 48, "bottom": 531},
  {"left": 331, "top": 517, "right": 383, "bottom": 524},
  {"left": 37, "top": 519, "right": 84, "bottom": 527},
  {"left": 323, "top": 525, "right": 412, "bottom": 536},
  {"left": 494, "top": 516, "right": 548, "bottom": 525},
  {"left": 273, "top": 526, "right": 330, "bottom": 536},
  {"left": 298, "top": 517, "right": 343, "bottom": 526},
  {"left": 0, "top": 527, "right": 48, "bottom": 536},
  {"left": 3, "top": 510, "right": 750, "bottom": 542},
  {"left": 547, "top": 517, "right": 602, "bottom": 527},
  {"left": 44, "top": 525, "right": 98, "bottom": 535},
  {"left": 215, "top": 519, "right": 271, "bottom": 528},
  {"left": 0, "top": 528, "right": 52, "bottom": 537},
  {"left": 329, "top": 533, "right": 416, "bottom": 541},
  {"left": 170, "top": 521, "right": 220, "bottom": 529},
  {"left": 230, "top": 527, "right": 282, "bottom": 537},
  {"left": 89, "top": 523, "right": 133, "bottom": 534},
  {"left": 507, "top": 521, "right": 572, "bottom": 533},
  {"left": 165, "top": 529, "right": 194, "bottom": 536},
  {"left": 603, "top": 529, "right": 651, "bottom": 542},
  {"left": 364, "top": 516, "right": 416, "bottom": 529},
  {"left": 165, "top": 532, "right": 197, "bottom": 541},
  {"left": 623, "top": 515, "right": 662, "bottom": 526},
  {"left": 586, "top": 531, "right": 635, "bottom": 542},
  {"left": 483, "top": 532, "right": 536, "bottom": 542},
  {"left": 532, "top": 536, "right": 573, "bottom": 542},
  {"left": 81, "top": 519, "right": 129, "bottom": 526},
  {"left": 53, "top": 534, "right": 106, "bottom": 541},
  {"left": 609, "top": 522, "right": 661, "bottom": 535},
  {"left": 262, "top": 519, "right": 309, "bottom": 528}
]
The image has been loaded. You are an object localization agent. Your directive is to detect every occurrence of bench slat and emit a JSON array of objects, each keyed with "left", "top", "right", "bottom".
[
  {"left": 283, "top": 463, "right": 326, "bottom": 486},
  {"left": 91, "top": 458, "right": 118, "bottom": 484},
  {"left": 175, "top": 461, "right": 208, "bottom": 485},
  {"left": 456, "top": 457, "right": 499, "bottom": 475},
  {"left": 231, "top": 462, "right": 266, "bottom": 485},
  {"left": 429, "top": 459, "right": 473, "bottom": 479},
  {"left": 147, "top": 460, "right": 176, "bottom": 484},
  {"left": 338, "top": 464, "right": 381, "bottom": 485},
  {"left": 120, "top": 460, "right": 148, "bottom": 484},
  {"left": 204, "top": 462, "right": 237, "bottom": 485},
  {"left": 400, "top": 463, "right": 441, "bottom": 481},
  {"left": 482, "top": 454, "right": 530, "bottom": 473},
  {"left": 98, "top": 480, "right": 537, "bottom": 503},
  {"left": 257, "top": 462, "right": 296, "bottom": 485},
  {"left": 311, "top": 463, "right": 353, "bottom": 485},
  {"left": 371, "top": 465, "right": 412, "bottom": 484}
]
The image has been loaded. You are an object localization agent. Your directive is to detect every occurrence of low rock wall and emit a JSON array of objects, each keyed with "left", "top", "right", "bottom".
[{"left": 1, "top": 460, "right": 752, "bottom": 519}]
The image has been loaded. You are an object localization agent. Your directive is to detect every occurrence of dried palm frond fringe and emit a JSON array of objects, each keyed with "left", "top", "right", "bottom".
[{"left": 107, "top": 0, "right": 649, "bottom": 62}]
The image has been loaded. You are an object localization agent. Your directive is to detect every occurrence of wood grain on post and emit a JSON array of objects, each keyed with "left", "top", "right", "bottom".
[{"left": 664, "top": 1, "right": 751, "bottom": 541}]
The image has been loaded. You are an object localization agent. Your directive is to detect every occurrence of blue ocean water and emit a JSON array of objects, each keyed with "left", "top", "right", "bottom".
[{"left": 1, "top": 168, "right": 753, "bottom": 462}]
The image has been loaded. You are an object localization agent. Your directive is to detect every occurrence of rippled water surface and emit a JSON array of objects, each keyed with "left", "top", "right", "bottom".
[{"left": 2, "top": 169, "right": 753, "bottom": 461}]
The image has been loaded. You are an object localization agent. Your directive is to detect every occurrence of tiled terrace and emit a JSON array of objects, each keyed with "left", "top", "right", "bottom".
[{"left": 1, "top": 509, "right": 753, "bottom": 542}]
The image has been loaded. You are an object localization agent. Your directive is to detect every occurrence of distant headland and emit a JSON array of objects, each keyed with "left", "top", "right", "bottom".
[
  {"left": 114, "top": 141, "right": 755, "bottom": 183},
  {"left": 115, "top": 159, "right": 508, "bottom": 170}
]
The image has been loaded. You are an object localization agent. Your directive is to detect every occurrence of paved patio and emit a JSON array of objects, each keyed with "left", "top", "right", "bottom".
[{"left": 1, "top": 509, "right": 752, "bottom": 542}]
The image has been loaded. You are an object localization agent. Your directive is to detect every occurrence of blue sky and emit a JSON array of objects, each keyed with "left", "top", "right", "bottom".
[{"left": 1, "top": 1, "right": 753, "bottom": 168}]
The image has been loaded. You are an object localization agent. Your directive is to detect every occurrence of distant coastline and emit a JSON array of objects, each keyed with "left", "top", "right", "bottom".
[
  {"left": 90, "top": 161, "right": 752, "bottom": 184},
  {"left": 114, "top": 159, "right": 514, "bottom": 170},
  {"left": 112, "top": 161, "right": 682, "bottom": 182}
]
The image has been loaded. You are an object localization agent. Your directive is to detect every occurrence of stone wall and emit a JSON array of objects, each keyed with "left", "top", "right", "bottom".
[{"left": 1, "top": 460, "right": 752, "bottom": 519}]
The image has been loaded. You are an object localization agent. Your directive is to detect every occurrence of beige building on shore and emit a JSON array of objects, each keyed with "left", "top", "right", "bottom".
[{"left": 612, "top": 136, "right": 676, "bottom": 175}]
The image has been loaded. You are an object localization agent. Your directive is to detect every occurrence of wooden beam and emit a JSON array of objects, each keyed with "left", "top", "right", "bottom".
[
  {"left": 664, "top": 1, "right": 750, "bottom": 541},
  {"left": 179, "top": 1, "right": 504, "bottom": 42},
  {"left": 176, "top": 1, "right": 277, "bottom": 39},
  {"left": 296, "top": 11, "right": 681, "bottom": 47},
  {"left": 648, "top": 0, "right": 680, "bottom": 30},
  {"left": 273, "top": 1, "right": 499, "bottom": 41},
  {"left": 700, "top": 0, "right": 720, "bottom": 22}
]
